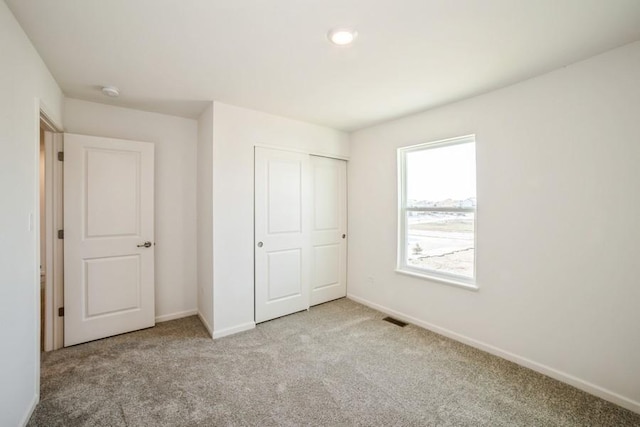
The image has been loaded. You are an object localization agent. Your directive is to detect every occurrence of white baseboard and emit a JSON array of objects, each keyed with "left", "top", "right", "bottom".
[
  {"left": 347, "top": 293, "right": 640, "bottom": 415},
  {"left": 155, "top": 309, "right": 198, "bottom": 323},
  {"left": 212, "top": 321, "right": 255, "bottom": 339},
  {"left": 20, "top": 393, "right": 38, "bottom": 427},
  {"left": 197, "top": 311, "right": 213, "bottom": 337}
]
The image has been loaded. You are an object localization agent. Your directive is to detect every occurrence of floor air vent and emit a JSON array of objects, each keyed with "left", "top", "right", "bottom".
[{"left": 382, "top": 317, "right": 408, "bottom": 327}]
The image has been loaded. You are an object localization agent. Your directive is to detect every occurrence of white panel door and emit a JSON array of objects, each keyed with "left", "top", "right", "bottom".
[
  {"left": 310, "top": 156, "right": 347, "bottom": 305},
  {"left": 255, "top": 147, "right": 310, "bottom": 323},
  {"left": 64, "top": 133, "right": 155, "bottom": 346}
]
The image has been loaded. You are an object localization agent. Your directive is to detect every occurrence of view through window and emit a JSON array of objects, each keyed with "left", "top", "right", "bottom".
[{"left": 398, "top": 135, "right": 476, "bottom": 283}]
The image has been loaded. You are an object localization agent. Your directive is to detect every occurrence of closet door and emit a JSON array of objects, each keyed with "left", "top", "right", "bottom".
[
  {"left": 310, "top": 156, "right": 347, "bottom": 306},
  {"left": 254, "top": 147, "right": 311, "bottom": 323}
]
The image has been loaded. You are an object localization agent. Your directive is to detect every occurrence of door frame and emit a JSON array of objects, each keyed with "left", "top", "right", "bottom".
[
  {"left": 253, "top": 143, "right": 350, "bottom": 162},
  {"left": 39, "top": 106, "right": 64, "bottom": 352}
]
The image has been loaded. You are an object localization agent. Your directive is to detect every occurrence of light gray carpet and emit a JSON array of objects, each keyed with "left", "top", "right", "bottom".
[{"left": 29, "top": 299, "right": 640, "bottom": 426}]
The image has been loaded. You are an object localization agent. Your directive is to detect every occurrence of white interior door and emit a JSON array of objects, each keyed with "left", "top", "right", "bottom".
[
  {"left": 64, "top": 133, "right": 155, "bottom": 346},
  {"left": 255, "top": 147, "right": 310, "bottom": 323},
  {"left": 310, "top": 156, "right": 347, "bottom": 306}
]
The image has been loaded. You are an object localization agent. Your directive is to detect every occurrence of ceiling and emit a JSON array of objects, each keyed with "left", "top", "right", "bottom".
[{"left": 7, "top": 0, "right": 640, "bottom": 131}]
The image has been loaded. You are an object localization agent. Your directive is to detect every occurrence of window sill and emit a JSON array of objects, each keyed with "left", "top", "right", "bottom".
[{"left": 395, "top": 268, "right": 479, "bottom": 292}]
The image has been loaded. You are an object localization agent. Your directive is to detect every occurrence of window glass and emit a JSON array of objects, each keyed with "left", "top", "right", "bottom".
[
  {"left": 398, "top": 136, "right": 477, "bottom": 285},
  {"left": 406, "top": 143, "right": 476, "bottom": 208}
]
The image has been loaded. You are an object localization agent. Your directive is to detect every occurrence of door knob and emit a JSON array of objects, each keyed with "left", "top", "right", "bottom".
[
  {"left": 137, "top": 241, "right": 152, "bottom": 248},
  {"left": 257, "top": 241, "right": 264, "bottom": 248},
  {"left": 342, "top": 234, "right": 346, "bottom": 239}
]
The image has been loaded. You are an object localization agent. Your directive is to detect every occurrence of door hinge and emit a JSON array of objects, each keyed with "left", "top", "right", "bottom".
[
  {"left": 57, "top": 229, "right": 64, "bottom": 239},
  {"left": 58, "top": 307, "right": 64, "bottom": 317},
  {"left": 57, "top": 151, "right": 64, "bottom": 161}
]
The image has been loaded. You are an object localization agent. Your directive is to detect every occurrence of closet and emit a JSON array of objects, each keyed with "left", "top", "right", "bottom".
[{"left": 254, "top": 147, "right": 347, "bottom": 322}]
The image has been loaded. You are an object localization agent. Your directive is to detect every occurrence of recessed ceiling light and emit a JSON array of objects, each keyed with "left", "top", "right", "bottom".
[
  {"left": 101, "top": 86, "right": 120, "bottom": 97},
  {"left": 327, "top": 28, "right": 357, "bottom": 46}
]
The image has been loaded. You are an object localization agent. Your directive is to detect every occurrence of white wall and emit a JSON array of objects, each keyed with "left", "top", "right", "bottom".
[
  {"left": 0, "top": 2, "right": 63, "bottom": 426},
  {"left": 63, "top": 99, "right": 199, "bottom": 322},
  {"left": 348, "top": 41, "right": 640, "bottom": 412},
  {"left": 197, "top": 103, "right": 214, "bottom": 335},
  {"left": 211, "top": 102, "right": 349, "bottom": 337}
]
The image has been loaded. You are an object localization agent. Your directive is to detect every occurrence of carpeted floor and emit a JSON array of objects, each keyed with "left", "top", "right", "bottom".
[{"left": 29, "top": 299, "right": 640, "bottom": 426}]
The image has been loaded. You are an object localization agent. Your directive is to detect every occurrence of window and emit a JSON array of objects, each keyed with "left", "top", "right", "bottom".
[{"left": 397, "top": 135, "right": 477, "bottom": 289}]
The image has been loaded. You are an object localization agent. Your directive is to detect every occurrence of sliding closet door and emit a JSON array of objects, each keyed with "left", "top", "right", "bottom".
[
  {"left": 254, "top": 147, "right": 311, "bottom": 323},
  {"left": 310, "top": 156, "right": 347, "bottom": 306}
]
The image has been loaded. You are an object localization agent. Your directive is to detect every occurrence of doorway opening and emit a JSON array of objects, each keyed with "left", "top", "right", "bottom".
[
  {"left": 39, "top": 126, "right": 45, "bottom": 350},
  {"left": 40, "top": 112, "right": 64, "bottom": 352}
]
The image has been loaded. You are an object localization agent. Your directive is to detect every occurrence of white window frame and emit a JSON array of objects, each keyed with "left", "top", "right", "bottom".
[{"left": 396, "top": 134, "right": 478, "bottom": 291}]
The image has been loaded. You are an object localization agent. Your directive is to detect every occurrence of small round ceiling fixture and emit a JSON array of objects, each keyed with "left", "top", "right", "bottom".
[
  {"left": 101, "top": 86, "right": 120, "bottom": 97},
  {"left": 327, "top": 28, "right": 357, "bottom": 46}
]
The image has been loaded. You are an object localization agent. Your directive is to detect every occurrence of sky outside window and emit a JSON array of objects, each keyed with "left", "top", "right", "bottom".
[{"left": 406, "top": 142, "right": 476, "bottom": 203}]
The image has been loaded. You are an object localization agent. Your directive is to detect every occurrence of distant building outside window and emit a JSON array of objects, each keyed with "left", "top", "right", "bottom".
[{"left": 397, "top": 135, "right": 477, "bottom": 289}]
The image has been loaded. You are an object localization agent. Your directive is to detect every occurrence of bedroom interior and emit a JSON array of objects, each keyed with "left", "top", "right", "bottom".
[{"left": 1, "top": 1, "right": 639, "bottom": 425}]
